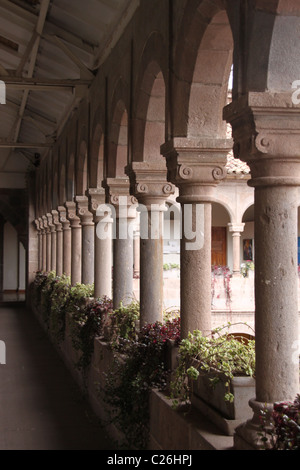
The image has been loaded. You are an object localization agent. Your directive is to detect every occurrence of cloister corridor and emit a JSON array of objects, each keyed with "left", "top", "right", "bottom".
[{"left": 0, "top": 0, "right": 299, "bottom": 454}]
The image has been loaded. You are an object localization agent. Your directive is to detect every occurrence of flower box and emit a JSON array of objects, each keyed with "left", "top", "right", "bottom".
[{"left": 191, "top": 369, "right": 255, "bottom": 435}]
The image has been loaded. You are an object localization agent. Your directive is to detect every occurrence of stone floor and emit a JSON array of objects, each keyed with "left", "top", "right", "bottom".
[{"left": 0, "top": 303, "right": 116, "bottom": 450}]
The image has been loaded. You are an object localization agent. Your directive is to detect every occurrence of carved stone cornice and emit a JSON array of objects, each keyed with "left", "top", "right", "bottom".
[
  {"left": 65, "top": 201, "right": 81, "bottom": 228},
  {"left": 52, "top": 209, "right": 62, "bottom": 232},
  {"left": 223, "top": 92, "right": 300, "bottom": 187},
  {"left": 87, "top": 188, "right": 113, "bottom": 225},
  {"left": 87, "top": 188, "right": 106, "bottom": 214},
  {"left": 46, "top": 213, "right": 56, "bottom": 233},
  {"left": 75, "top": 195, "right": 94, "bottom": 227},
  {"left": 228, "top": 223, "right": 245, "bottom": 234},
  {"left": 104, "top": 178, "right": 137, "bottom": 219},
  {"left": 127, "top": 162, "right": 175, "bottom": 207},
  {"left": 161, "top": 137, "right": 231, "bottom": 203},
  {"left": 58, "top": 206, "right": 70, "bottom": 231},
  {"left": 34, "top": 219, "right": 41, "bottom": 232},
  {"left": 38, "top": 217, "right": 45, "bottom": 233},
  {"left": 42, "top": 215, "right": 50, "bottom": 233}
]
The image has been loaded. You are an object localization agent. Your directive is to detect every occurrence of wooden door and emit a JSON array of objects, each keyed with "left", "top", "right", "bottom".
[{"left": 211, "top": 227, "right": 227, "bottom": 267}]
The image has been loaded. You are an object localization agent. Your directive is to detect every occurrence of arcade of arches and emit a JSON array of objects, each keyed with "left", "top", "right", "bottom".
[{"left": 4, "top": 0, "right": 300, "bottom": 451}]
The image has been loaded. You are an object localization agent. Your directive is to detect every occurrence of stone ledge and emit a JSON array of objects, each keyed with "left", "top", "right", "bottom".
[{"left": 149, "top": 389, "right": 234, "bottom": 450}]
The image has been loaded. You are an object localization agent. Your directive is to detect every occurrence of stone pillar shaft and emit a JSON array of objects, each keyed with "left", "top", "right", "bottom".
[
  {"left": 47, "top": 213, "right": 56, "bottom": 273},
  {"left": 254, "top": 185, "right": 299, "bottom": 403},
  {"left": 89, "top": 189, "right": 113, "bottom": 300},
  {"left": 161, "top": 138, "right": 230, "bottom": 338},
  {"left": 66, "top": 201, "right": 82, "bottom": 285},
  {"left": 128, "top": 163, "right": 176, "bottom": 327},
  {"left": 113, "top": 219, "right": 133, "bottom": 308},
  {"left": 180, "top": 202, "right": 212, "bottom": 337},
  {"left": 139, "top": 208, "right": 165, "bottom": 327},
  {"left": 224, "top": 91, "right": 300, "bottom": 449},
  {"left": 58, "top": 206, "right": 71, "bottom": 277},
  {"left": 76, "top": 196, "right": 94, "bottom": 286},
  {"left": 42, "top": 215, "right": 51, "bottom": 273},
  {"left": 52, "top": 210, "right": 63, "bottom": 277},
  {"left": 106, "top": 178, "right": 137, "bottom": 309},
  {"left": 228, "top": 223, "right": 245, "bottom": 275}
]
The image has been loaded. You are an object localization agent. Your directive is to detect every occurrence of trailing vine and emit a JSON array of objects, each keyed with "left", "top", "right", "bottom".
[
  {"left": 106, "top": 300, "right": 140, "bottom": 346},
  {"left": 49, "top": 274, "right": 71, "bottom": 343},
  {"left": 70, "top": 296, "right": 113, "bottom": 371},
  {"left": 102, "top": 317, "right": 181, "bottom": 450}
]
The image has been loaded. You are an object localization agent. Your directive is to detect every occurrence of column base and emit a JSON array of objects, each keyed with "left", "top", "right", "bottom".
[{"left": 233, "top": 399, "right": 273, "bottom": 450}]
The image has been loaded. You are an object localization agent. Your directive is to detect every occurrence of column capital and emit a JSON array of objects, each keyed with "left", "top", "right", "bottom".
[
  {"left": 65, "top": 201, "right": 81, "bottom": 228},
  {"left": 42, "top": 215, "right": 50, "bottom": 233},
  {"left": 104, "top": 177, "right": 137, "bottom": 218},
  {"left": 34, "top": 219, "right": 41, "bottom": 232},
  {"left": 128, "top": 161, "right": 175, "bottom": 207},
  {"left": 46, "top": 212, "right": 55, "bottom": 233},
  {"left": 58, "top": 206, "right": 70, "bottom": 230},
  {"left": 228, "top": 222, "right": 245, "bottom": 233},
  {"left": 38, "top": 217, "right": 45, "bottom": 233},
  {"left": 161, "top": 137, "right": 231, "bottom": 202},
  {"left": 87, "top": 188, "right": 106, "bottom": 215},
  {"left": 224, "top": 91, "right": 300, "bottom": 186},
  {"left": 51, "top": 209, "right": 62, "bottom": 232},
  {"left": 75, "top": 195, "right": 94, "bottom": 226}
]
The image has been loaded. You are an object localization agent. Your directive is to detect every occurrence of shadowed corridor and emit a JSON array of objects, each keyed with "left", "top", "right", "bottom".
[{"left": 0, "top": 304, "right": 116, "bottom": 450}]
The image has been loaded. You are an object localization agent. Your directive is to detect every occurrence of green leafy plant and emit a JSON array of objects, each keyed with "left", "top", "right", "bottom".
[
  {"left": 106, "top": 300, "right": 140, "bottom": 346},
  {"left": 48, "top": 274, "right": 71, "bottom": 343},
  {"left": 259, "top": 395, "right": 300, "bottom": 450},
  {"left": 70, "top": 296, "right": 113, "bottom": 371},
  {"left": 170, "top": 324, "right": 255, "bottom": 408},
  {"left": 163, "top": 263, "right": 180, "bottom": 271},
  {"left": 102, "top": 317, "right": 181, "bottom": 449},
  {"left": 39, "top": 271, "right": 58, "bottom": 326}
]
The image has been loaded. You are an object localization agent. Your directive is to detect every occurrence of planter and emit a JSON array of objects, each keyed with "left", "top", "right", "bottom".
[{"left": 191, "top": 370, "right": 255, "bottom": 436}]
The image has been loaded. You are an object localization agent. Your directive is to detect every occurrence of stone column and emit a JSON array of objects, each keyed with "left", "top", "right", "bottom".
[
  {"left": 106, "top": 178, "right": 137, "bottom": 309},
  {"left": 39, "top": 217, "right": 46, "bottom": 272},
  {"left": 52, "top": 210, "right": 63, "bottom": 277},
  {"left": 228, "top": 223, "right": 245, "bottom": 276},
  {"left": 47, "top": 213, "right": 56, "bottom": 273},
  {"left": 58, "top": 206, "right": 71, "bottom": 277},
  {"left": 129, "top": 162, "right": 175, "bottom": 327},
  {"left": 34, "top": 219, "right": 42, "bottom": 272},
  {"left": 133, "top": 225, "right": 140, "bottom": 278},
  {"left": 224, "top": 92, "right": 300, "bottom": 449},
  {"left": 161, "top": 138, "right": 230, "bottom": 339},
  {"left": 76, "top": 195, "right": 95, "bottom": 286},
  {"left": 65, "top": 201, "right": 82, "bottom": 285},
  {"left": 42, "top": 215, "right": 51, "bottom": 273},
  {"left": 88, "top": 188, "right": 113, "bottom": 299}
]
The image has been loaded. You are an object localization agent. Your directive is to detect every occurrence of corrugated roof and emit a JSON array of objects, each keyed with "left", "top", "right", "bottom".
[{"left": 0, "top": 0, "right": 137, "bottom": 187}]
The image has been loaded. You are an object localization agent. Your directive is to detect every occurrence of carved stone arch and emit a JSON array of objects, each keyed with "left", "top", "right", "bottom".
[
  {"left": 90, "top": 107, "right": 105, "bottom": 188},
  {"left": 52, "top": 164, "right": 58, "bottom": 210},
  {"left": 107, "top": 77, "right": 130, "bottom": 179},
  {"left": 132, "top": 31, "right": 168, "bottom": 163},
  {"left": 172, "top": 0, "right": 233, "bottom": 138},
  {"left": 46, "top": 158, "right": 52, "bottom": 213},
  {"left": 76, "top": 139, "right": 88, "bottom": 196},
  {"left": 66, "top": 152, "right": 75, "bottom": 201}
]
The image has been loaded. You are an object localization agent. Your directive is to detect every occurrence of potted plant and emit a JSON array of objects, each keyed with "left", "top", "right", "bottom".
[
  {"left": 259, "top": 394, "right": 300, "bottom": 450},
  {"left": 170, "top": 325, "right": 256, "bottom": 435}
]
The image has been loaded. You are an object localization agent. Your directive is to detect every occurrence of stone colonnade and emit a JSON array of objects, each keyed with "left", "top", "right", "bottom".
[{"left": 31, "top": 1, "right": 300, "bottom": 450}]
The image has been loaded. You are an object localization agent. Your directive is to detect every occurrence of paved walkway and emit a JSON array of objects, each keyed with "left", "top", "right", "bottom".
[{"left": 0, "top": 304, "right": 116, "bottom": 450}]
